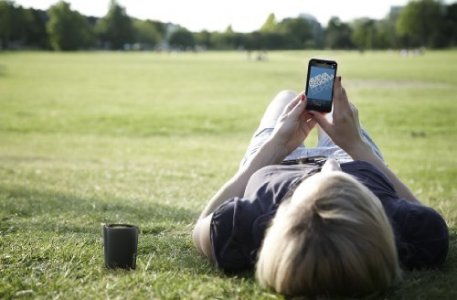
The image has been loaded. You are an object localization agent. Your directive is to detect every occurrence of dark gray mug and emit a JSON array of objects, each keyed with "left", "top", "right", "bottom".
[{"left": 103, "top": 224, "right": 139, "bottom": 269}]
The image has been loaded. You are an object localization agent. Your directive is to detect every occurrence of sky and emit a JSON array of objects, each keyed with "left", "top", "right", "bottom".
[{"left": 14, "top": 0, "right": 457, "bottom": 32}]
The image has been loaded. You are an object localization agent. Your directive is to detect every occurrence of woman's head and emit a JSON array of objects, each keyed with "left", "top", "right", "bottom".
[{"left": 256, "top": 161, "right": 401, "bottom": 297}]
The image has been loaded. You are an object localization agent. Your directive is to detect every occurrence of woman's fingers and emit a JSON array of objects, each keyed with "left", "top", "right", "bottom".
[
  {"left": 333, "top": 77, "right": 351, "bottom": 112},
  {"left": 309, "top": 111, "right": 332, "bottom": 134},
  {"left": 288, "top": 93, "right": 307, "bottom": 118}
]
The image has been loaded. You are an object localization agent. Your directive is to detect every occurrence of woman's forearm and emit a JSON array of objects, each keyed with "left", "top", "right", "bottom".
[
  {"left": 198, "top": 93, "right": 315, "bottom": 219},
  {"left": 348, "top": 143, "right": 421, "bottom": 204},
  {"left": 199, "top": 138, "right": 288, "bottom": 219}
]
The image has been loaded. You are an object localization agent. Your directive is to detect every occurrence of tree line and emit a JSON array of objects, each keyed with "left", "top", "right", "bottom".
[{"left": 1, "top": 0, "right": 456, "bottom": 51}]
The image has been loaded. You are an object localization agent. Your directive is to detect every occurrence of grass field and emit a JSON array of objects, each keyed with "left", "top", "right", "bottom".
[{"left": 0, "top": 50, "right": 456, "bottom": 299}]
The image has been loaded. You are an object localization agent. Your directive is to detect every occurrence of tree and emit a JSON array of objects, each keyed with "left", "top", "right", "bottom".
[
  {"left": 444, "top": 3, "right": 457, "bottom": 47},
  {"left": 24, "top": 8, "right": 49, "bottom": 49},
  {"left": 376, "top": 7, "right": 402, "bottom": 49},
  {"left": 0, "top": 2, "right": 49, "bottom": 50},
  {"left": 325, "top": 17, "right": 354, "bottom": 49},
  {"left": 47, "top": 1, "right": 93, "bottom": 51},
  {"left": 194, "top": 30, "right": 212, "bottom": 49},
  {"left": 260, "top": 32, "right": 290, "bottom": 50},
  {"left": 221, "top": 25, "right": 239, "bottom": 49},
  {"left": 133, "top": 19, "right": 161, "bottom": 49},
  {"left": 210, "top": 26, "right": 243, "bottom": 50},
  {"left": 277, "top": 17, "right": 313, "bottom": 49},
  {"left": 0, "top": 1, "right": 34, "bottom": 49},
  {"left": 372, "top": 19, "right": 393, "bottom": 49},
  {"left": 0, "top": 1, "right": 14, "bottom": 48},
  {"left": 300, "top": 14, "right": 324, "bottom": 49},
  {"left": 169, "top": 28, "right": 195, "bottom": 50},
  {"left": 97, "top": 0, "right": 134, "bottom": 49},
  {"left": 9, "top": 4, "right": 29, "bottom": 47},
  {"left": 351, "top": 18, "right": 377, "bottom": 50},
  {"left": 149, "top": 20, "right": 167, "bottom": 38},
  {"left": 243, "top": 31, "right": 263, "bottom": 50},
  {"left": 396, "top": 0, "right": 446, "bottom": 48},
  {"left": 260, "top": 13, "right": 277, "bottom": 32}
]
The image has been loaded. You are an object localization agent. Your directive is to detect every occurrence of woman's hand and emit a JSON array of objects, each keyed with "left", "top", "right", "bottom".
[
  {"left": 271, "top": 92, "right": 316, "bottom": 155},
  {"left": 311, "top": 76, "right": 420, "bottom": 203},
  {"left": 310, "top": 77, "right": 366, "bottom": 155}
]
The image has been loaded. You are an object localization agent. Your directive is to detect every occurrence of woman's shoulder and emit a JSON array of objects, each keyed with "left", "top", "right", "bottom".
[
  {"left": 210, "top": 196, "right": 273, "bottom": 271},
  {"left": 341, "top": 160, "right": 398, "bottom": 200},
  {"left": 392, "top": 200, "right": 449, "bottom": 269},
  {"left": 340, "top": 160, "right": 390, "bottom": 185},
  {"left": 341, "top": 160, "right": 383, "bottom": 174}
]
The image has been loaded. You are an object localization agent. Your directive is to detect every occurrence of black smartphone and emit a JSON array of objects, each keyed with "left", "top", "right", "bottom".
[{"left": 305, "top": 58, "right": 338, "bottom": 112}]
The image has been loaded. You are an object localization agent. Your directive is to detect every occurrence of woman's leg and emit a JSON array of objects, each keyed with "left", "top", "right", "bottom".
[
  {"left": 239, "top": 90, "right": 308, "bottom": 168},
  {"left": 257, "top": 90, "right": 297, "bottom": 132},
  {"left": 239, "top": 92, "right": 384, "bottom": 167}
]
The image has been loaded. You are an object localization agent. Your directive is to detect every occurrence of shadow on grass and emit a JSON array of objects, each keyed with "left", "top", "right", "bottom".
[
  {"left": 1, "top": 185, "right": 196, "bottom": 223},
  {"left": 0, "top": 185, "right": 257, "bottom": 278},
  {"left": 2, "top": 185, "right": 456, "bottom": 290},
  {"left": 0, "top": 184, "right": 198, "bottom": 246},
  {"left": 0, "top": 185, "right": 238, "bottom": 276}
]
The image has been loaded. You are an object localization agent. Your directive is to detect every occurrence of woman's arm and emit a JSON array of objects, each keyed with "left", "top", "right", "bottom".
[
  {"left": 197, "top": 138, "right": 287, "bottom": 219},
  {"left": 347, "top": 143, "right": 420, "bottom": 203},
  {"left": 193, "top": 92, "right": 317, "bottom": 258},
  {"left": 310, "top": 77, "right": 420, "bottom": 204},
  {"left": 198, "top": 92, "right": 316, "bottom": 220},
  {"left": 192, "top": 138, "right": 289, "bottom": 258}
]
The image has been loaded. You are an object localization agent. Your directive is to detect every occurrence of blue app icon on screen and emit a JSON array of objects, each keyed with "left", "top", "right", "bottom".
[{"left": 308, "top": 66, "right": 336, "bottom": 101}]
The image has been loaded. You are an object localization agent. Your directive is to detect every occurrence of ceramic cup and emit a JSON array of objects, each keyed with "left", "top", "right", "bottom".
[{"left": 102, "top": 224, "right": 139, "bottom": 269}]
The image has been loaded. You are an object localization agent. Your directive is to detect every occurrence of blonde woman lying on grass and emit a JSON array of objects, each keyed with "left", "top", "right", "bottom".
[{"left": 193, "top": 77, "right": 448, "bottom": 297}]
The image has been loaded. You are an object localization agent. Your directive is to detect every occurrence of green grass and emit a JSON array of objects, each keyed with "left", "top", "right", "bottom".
[{"left": 0, "top": 50, "right": 456, "bottom": 299}]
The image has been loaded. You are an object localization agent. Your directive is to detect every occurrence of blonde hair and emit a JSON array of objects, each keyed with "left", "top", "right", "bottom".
[{"left": 256, "top": 172, "right": 401, "bottom": 297}]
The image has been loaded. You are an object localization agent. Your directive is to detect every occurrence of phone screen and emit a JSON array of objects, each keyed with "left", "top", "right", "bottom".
[{"left": 305, "top": 59, "right": 337, "bottom": 112}]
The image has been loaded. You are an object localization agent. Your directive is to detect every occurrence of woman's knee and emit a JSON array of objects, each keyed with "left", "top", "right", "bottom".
[
  {"left": 266, "top": 90, "right": 298, "bottom": 112},
  {"left": 259, "top": 90, "right": 299, "bottom": 128},
  {"left": 274, "top": 90, "right": 298, "bottom": 103}
]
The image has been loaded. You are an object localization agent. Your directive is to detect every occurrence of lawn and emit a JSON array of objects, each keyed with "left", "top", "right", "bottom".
[{"left": 0, "top": 50, "right": 456, "bottom": 299}]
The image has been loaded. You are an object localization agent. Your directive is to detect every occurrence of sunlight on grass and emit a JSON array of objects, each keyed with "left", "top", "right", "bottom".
[{"left": 0, "top": 50, "right": 456, "bottom": 299}]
